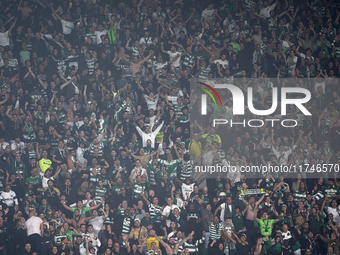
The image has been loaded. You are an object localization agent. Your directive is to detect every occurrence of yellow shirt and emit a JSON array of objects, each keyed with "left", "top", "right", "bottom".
[
  {"left": 188, "top": 140, "right": 202, "bottom": 158},
  {"left": 155, "top": 132, "right": 164, "bottom": 144},
  {"left": 202, "top": 133, "right": 221, "bottom": 144},
  {"left": 39, "top": 158, "right": 52, "bottom": 173},
  {"left": 146, "top": 236, "right": 162, "bottom": 251}
]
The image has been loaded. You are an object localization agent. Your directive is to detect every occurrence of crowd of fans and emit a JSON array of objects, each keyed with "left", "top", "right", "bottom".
[{"left": 1, "top": 0, "right": 340, "bottom": 255}]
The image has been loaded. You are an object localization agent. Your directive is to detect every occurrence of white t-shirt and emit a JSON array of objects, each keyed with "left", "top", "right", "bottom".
[
  {"left": 61, "top": 19, "right": 74, "bottom": 35},
  {"left": 40, "top": 172, "right": 54, "bottom": 188},
  {"left": 25, "top": 216, "right": 43, "bottom": 236},
  {"left": 259, "top": 2, "right": 277, "bottom": 18},
  {"left": 95, "top": 30, "right": 108, "bottom": 44},
  {"left": 287, "top": 56, "right": 297, "bottom": 74},
  {"left": 167, "top": 95, "right": 178, "bottom": 105},
  {"left": 140, "top": 37, "right": 153, "bottom": 46},
  {"left": 201, "top": 9, "right": 215, "bottom": 21},
  {"left": 76, "top": 147, "right": 86, "bottom": 167},
  {"left": 89, "top": 216, "right": 105, "bottom": 235},
  {"left": 0, "top": 31, "right": 10, "bottom": 47},
  {"left": 168, "top": 51, "right": 181, "bottom": 67},
  {"left": 282, "top": 40, "right": 290, "bottom": 50},
  {"left": 144, "top": 94, "right": 159, "bottom": 110},
  {"left": 214, "top": 59, "right": 229, "bottom": 69},
  {"left": 131, "top": 167, "right": 148, "bottom": 181},
  {"left": 162, "top": 204, "right": 180, "bottom": 227},
  {"left": 314, "top": 81, "right": 326, "bottom": 93},
  {"left": 181, "top": 183, "right": 195, "bottom": 200},
  {"left": 162, "top": 204, "right": 180, "bottom": 217},
  {"left": 328, "top": 207, "right": 340, "bottom": 224}
]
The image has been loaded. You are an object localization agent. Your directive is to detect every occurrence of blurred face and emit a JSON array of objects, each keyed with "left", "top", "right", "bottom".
[
  {"left": 263, "top": 212, "right": 268, "bottom": 220},
  {"left": 25, "top": 244, "right": 31, "bottom": 251}
]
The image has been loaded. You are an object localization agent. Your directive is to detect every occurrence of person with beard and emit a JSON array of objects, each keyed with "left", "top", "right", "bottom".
[
  {"left": 214, "top": 196, "right": 236, "bottom": 223},
  {"left": 134, "top": 120, "right": 164, "bottom": 149}
]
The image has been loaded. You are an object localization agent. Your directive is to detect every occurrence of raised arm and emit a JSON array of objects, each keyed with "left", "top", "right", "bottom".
[
  {"left": 139, "top": 53, "right": 152, "bottom": 65},
  {"left": 8, "top": 18, "right": 17, "bottom": 36},
  {"left": 141, "top": 192, "right": 150, "bottom": 206},
  {"left": 177, "top": 231, "right": 194, "bottom": 248},
  {"left": 160, "top": 42, "right": 168, "bottom": 54},
  {"left": 151, "top": 121, "right": 164, "bottom": 135},
  {"left": 61, "top": 201, "right": 73, "bottom": 211},
  {"left": 155, "top": 235, "right": 172, "bottom": 255},
  {"left": 89, "top": 199, "right": 104, "bottom": 211},
  {"left": 214, "top": 205, "right": 222, "bottom": 216},
  {"left": 255, "top": 194, "right": 266, "bottom": 206}
]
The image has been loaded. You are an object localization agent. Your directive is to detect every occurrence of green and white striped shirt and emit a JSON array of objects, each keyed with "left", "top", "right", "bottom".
[
  {"left": 209, "top": 222, "right": 224, "bottom": 240},
  {"left": 122, "top": 217, "right": 131, "bottom": 235},
  {"left": 132, "top": 183, "right": 147, "bottom": 198},
  {"left": 94, "top": 185, "right": 107, "bottom": 202},
  {"left": 87, "top": 166, "right": 102, "bottom": 183},
  {"left": 86, "top": 58, "right": 95, "bottom": 74},
  {"left": 294, "top": 191, "right": 306, "bottom": 202},
  {"left": 181, "top": 236, "right": 205, "bottom": 254},
  {"left": 148, "top": 203, "right": 162, "bottom": 223}
]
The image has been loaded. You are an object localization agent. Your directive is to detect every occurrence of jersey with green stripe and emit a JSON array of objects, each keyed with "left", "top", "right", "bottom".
[
  {"left": 178, "top": 114, "right": 189, "bottom": 123},
  {"left": 28, "top": 150, "right": 36, "bottom": 160},
  {"left": 294, "top": 191, "right": 306, "bottom": 202},
  {"left": 148, "top": 203, "right": 162, "bottom": 223},
  {"left": 143, "top": 147, "right": 154, "bottom": 155},
  {"left": 12, "top": 160, "right": 26, "bottom": 176},
  {"left": 182, "top": 54, "right": 195, "bottom": 68},
  {"left": 173, "top": 104, "right": 183, "bottom": 115},
  {"left": 179, "top": 160, "right": 193, "bottom": 181},
  {"left": 122, "top": 217, "right": 131, "bottom": 235},
  {"left": 0, "top": 172, "right": 5, "bottom": 191},
  {"left": 209, "top": 222, "right": 224, "bottom": 240},
  {"left": 87, "top": 165, "right": 102, "bottom": 182},
  {"left": 28, "top": 90, "right": 45, "bottom": 110},
  {"left": 89, "top": 141, "right": 108, "bottom": 156},
  {"left": 198, "top": 68, "right": 210, "bottom": 79},
  {"left": 23, "top": 124, "right": 36, "bottom": 141},
  {"left": 132, "top": 183, "right": 147, "bottom": 198},
  {"left": 181, "top": 237, "right": 205, "bottom": 254},
  {"left": 54, "top": 108, "right": 67, "bottom": 124},
  {"left": 157, "top": 159, "right": 180, "bottom": 180},
  {"left": 35, "top": 111, "right": 45, "bottom": 129},
  {"left": 85, "top": 33, "right": 97, "bottom": 44},
  {"left": 86, "top": 58, "right": 95, "bottom": 74},
  {"left": 0, "top": 82, "right": 9, "bottom": 100},
  {"left": 111, "top": 184, "right": 126, "bottom": 194},
  {"left": 8, "top": 58, "right": 18, "bottom": 70},
  {"left": 25, "top": 176, "right": 41, "bottom": 187},
  {"left": 322, "top": 185, "right": 340, "bottom": 197},
  {"left": 153, "top": 61, "right": 169, "bottom": 73},
  {"left": 108, "top": 28, "right": 117, "bottom": 45},
  {"left": 332, "top": 41, "right": 340, "bottom": 60},
  {"left": 139, "top": 13, "right": 149, "bottom": 22},
  {"left": 97, "top": 118, "right": 107, "bottom": 135},
  {"left": 212, "top": 149, "right": 226, "bottom": 165},
  {"left": 147, "top": 163, "right": 160, "bottom": 186},
  {"left": 94, "top": 185, "right": 107, "bottom": 202}
]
